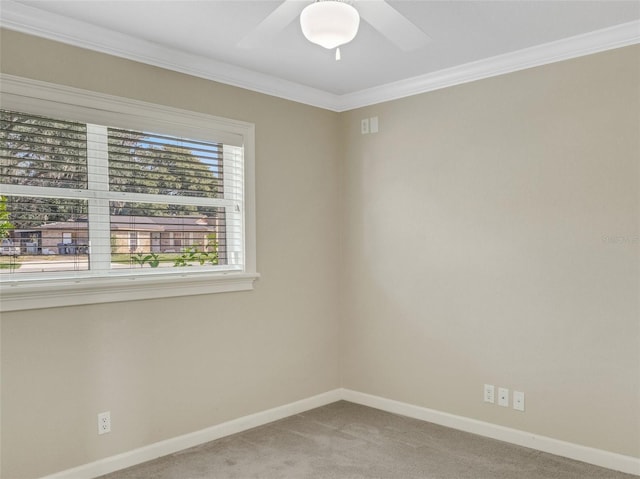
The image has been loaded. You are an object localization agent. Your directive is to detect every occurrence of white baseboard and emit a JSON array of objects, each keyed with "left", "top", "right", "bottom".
[
  {"left": 39, "top": 389, "right": 343, "bottom": 479},
  {"left": 340, "top": 388, "right": 640, "bottom": 476},
  {"left": 39, "top": 388, "right": 639, "bottom": 478}
]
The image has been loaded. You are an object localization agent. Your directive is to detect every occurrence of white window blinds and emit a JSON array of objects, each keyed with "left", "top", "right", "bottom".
[{"left": 1, "top": 109, "right": 245, "bottom": 279}]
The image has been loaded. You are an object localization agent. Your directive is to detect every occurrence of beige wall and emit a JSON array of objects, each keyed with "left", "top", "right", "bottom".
[
  {"left": 340, "top": 46, "right": 639, "bottom": 458},
  {"left": 0, "top": 30, "right": 342, "bottom": 479},
  {"left": 1, "top": 29, "right": 639, "bottom": 479}
]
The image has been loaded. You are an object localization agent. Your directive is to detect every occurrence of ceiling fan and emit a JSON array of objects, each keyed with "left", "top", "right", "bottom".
[{"left": 238, "top": 0, "right": 430, "bottom": 60}]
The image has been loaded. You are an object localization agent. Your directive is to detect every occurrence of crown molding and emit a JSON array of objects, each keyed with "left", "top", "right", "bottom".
[
  {"left": 1, "top": 0, "right": 638, "bottom": 112},
  {"left": 338, "top": 19, "right": 640, "bottom": 111},
  {"left": 0, "top": 1, "right": 343, "bottom": 111}
]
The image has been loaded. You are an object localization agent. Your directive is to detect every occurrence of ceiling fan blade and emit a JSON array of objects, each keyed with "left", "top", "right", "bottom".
[
  {"left": 238, "top": 0, "right": 307, "bottom": 49},
  {"left": 357, "top": 0, "right": 430, "bottom": 52}
]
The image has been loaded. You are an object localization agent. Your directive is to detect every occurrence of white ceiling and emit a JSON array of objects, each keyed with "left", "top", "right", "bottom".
[{"left": 1, "top": 0, "right": 639, "bottom": 110}]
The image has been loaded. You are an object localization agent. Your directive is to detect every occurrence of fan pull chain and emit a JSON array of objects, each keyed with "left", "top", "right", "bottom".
[{"left": 336, "top": 47, "right": 341, "bottom": 61}]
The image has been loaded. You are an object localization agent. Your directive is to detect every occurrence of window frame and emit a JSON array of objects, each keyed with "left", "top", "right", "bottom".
[{"left": 0, "top": 74, "right": 258, "bottom": 312}]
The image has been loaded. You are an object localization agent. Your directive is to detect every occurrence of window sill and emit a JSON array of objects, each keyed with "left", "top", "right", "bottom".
[{"left": 0, "top": 271, "right": 260, "bottom": 312}]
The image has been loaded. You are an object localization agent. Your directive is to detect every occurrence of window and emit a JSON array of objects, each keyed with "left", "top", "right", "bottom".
[
  {"left": 0, "top": 75, "right": 257, "bottom": 311},
  {"left": 128, "top": 232, "right": 138, "bottom": 253}
]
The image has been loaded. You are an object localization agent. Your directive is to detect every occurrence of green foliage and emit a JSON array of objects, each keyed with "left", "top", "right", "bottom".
[
  {"left": 132, "top": 252, "right": 160, "bottom": 268},
  {"left": 0, "top": 256, "right": 20, "bottom": 270},
  {"left": 173, "top": 243, "right": 219, "bottom": 267},
  {"left": 0, "top": 196, "right": 14, "bottom": 239},
  {"left": 1, "top": 110, "right": 89, "bottom": 228},
  {"left": 206, "top": 232, "right": 219, "bottom": 265},
  {"left": 1, "top": 110, "right": 87, "bottom": 190},
  {"left": 174, "top": 247, "right": 197, "bottom": 267},
  {"left": 108, "top": 129, "right": 222, "bottom": 218},
  {"left": 2, "top": 108, "right": 226, "bottom": 269},
  {"left": 132, "top": 252, "right": 152, "bottom": 268},
  {"left": 1, "top": 110, "right": 223, "bottom": 226},
  {"left": 148, "top": 253, "right": 160, "bottom": 268}
]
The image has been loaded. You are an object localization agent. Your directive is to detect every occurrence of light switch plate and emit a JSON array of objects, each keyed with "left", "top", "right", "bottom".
[
  {"left": 484, "top": 384, "right": 495, "bottom": 403},
  {"left": 370, "top": 116, "right": 379, "bottom": 133},
  {"left": 361, "top": 118, "right": 369, "bottom": 134}
]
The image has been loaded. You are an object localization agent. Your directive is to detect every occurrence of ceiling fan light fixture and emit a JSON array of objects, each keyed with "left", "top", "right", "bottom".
[{"left": 300, "top": 0, "right": 360, "bottom": 50}]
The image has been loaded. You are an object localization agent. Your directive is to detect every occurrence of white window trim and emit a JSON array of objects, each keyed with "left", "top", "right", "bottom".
[{"left": 0, "top": 74, "right": 258, "bottom": 312}]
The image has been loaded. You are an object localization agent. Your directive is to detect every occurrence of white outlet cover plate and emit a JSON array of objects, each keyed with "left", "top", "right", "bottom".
[
  {"left": 498, "top": 387, "right": 509, "bottom": 407},
  {"left": 513, "top": 391, "right": 525, "bottom": 411},
  {"left": 98, "top": 411, "right": 111, "bottom": 434},
  {"left": 483, "top": 384, "right": 495, "bottom": 403},
  {"left": 361, "top": 118, "right": 369, "bottom": 134}
]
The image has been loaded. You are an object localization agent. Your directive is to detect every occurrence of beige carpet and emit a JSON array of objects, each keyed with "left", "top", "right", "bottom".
[{"left": 99, "top": 401, "right": 636, "bottom": 479}]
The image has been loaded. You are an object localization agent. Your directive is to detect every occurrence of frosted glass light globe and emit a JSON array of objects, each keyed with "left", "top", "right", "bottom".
[{"left": 300, "top": 1, "right": 360, "bottom": 50}]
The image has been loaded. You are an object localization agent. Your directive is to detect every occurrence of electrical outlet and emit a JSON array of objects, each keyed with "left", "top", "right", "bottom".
[
  {"left": 513, "top": 391, "right": 525, "bottom": 411},
  {"left": 483, "top": 384, "right": 495, "bottom": 403},
  {"left": 98, "top": 411, "right": 111, "bottom": 435},
  {"left": 498, "top": 387, "right": 509, "bottom": 407}
]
